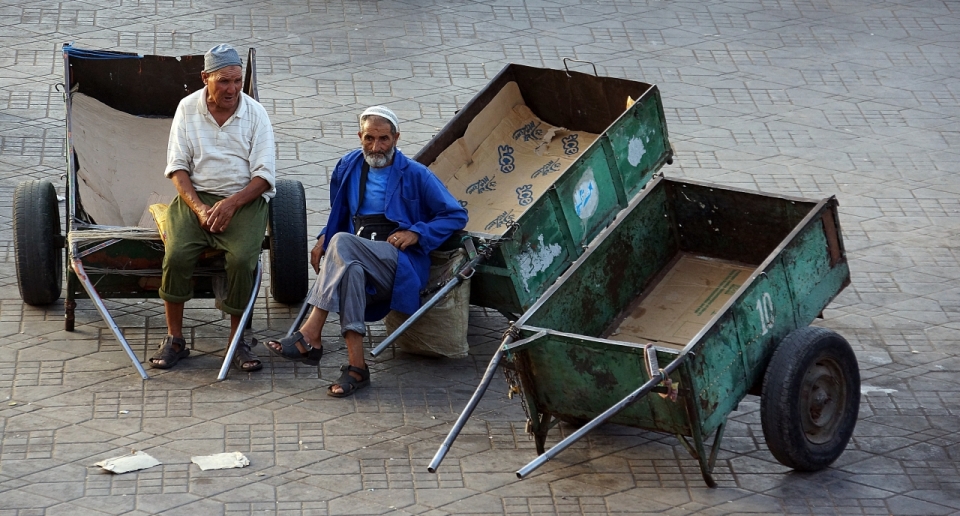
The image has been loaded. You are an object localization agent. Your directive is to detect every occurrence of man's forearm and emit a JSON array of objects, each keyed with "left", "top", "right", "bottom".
[
  {"left": 169, "top": 170, "right": 207, "bottom": 215},
  {"left": 226, "top": 176, "right": 271, "bottom": 207}
]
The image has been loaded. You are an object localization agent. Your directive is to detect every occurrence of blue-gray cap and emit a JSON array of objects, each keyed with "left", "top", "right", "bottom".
[{"left": 203, "top": 44, "right": 242, "bottom": 73}]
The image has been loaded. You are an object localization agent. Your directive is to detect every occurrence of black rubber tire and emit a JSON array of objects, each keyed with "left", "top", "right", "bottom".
[
  {"left": 268, "top": 179, "right": 308, "bottom": 304},
  {"left": 14, "top": 180, "right": 63, "bottom": 305},
  {"left": 761, "top": 326, "right": 860, "bottom": 471}
]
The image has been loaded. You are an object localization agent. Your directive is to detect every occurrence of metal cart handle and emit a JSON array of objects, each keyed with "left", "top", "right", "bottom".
[{"left": 562, "top": 57, "right": 598, "bottom": 77}]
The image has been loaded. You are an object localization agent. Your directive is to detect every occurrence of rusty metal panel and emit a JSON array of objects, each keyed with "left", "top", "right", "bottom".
[
  {"left": 782, "top": 214, "right": 841, "bottom": 324},
  {"left": 667, "top": 181, "right": 816, "bottom": 265},
  {"left": 689, "top": 315, "right": 749, "bottom": 434},
  {"left": 500, "top": 193, "right": 577, "bottom": 311},
  {"left": 509, "top": 330, "right": 691, "bottom": 435},
  {"left": 525, "top": 182, "right": 675, "bottom": 336}
]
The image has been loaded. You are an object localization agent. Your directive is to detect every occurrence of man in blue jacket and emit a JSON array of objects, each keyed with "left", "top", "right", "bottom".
[{"left": 267, "top": 106, "right": 467, "bottom": 397}]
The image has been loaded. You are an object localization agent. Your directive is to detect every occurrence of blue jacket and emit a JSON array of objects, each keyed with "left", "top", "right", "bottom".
[{"left": 321, "top": 148, "right": 468, "bottom": 320}]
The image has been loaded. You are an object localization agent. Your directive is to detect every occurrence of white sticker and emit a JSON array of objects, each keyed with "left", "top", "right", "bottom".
[
  {"left": 573, "top": 169, "right": 598, "bottom": 220},
  {"left": 517, "top": 234, "right": 563, "bottom": 292},
  {"left": 628, "top": 136, "right": 646, "bottom": 167}
]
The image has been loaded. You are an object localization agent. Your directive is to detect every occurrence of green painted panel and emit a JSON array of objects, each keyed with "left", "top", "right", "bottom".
[
  {"left": 526, "top": 183, "right": 676, "bottom": 336},
  {"left": 730, "top": 259, "right": 798, "bottom": 390},
  {"left": 691, "top": 316, "right": 749, "bottom": 435},
  {"left": 502, "top": 193, "right": 576, "bottom": 311},
  {"left": 608, "top": 89, "right": 669, "bottom": 198},
  {"left": 509, "top": 331, "right": 691, "bottom": 435},
  {"left": 781, "top": 218, "right": 834, "bottom": 324},
  {"left": 553, "top": 143, "right": 622, "bottom": 247}
]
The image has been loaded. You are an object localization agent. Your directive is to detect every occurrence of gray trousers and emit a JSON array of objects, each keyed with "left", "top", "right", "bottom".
[{"left": 307, "top": 232, "right": 399, "bottom": 335}]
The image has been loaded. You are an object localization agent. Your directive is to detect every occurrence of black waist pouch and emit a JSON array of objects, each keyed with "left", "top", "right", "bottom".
[{"left": 353, "top": 214, "right": 399, "bottom": 242}]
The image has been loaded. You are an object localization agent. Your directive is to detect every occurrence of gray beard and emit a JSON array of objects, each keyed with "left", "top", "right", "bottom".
[{"left": 363, "top": 146, "right": 395, "bottom": 168}]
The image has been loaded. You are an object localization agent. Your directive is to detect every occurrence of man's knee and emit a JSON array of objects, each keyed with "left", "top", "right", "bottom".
[
  {"left": 224, "top": 248, "right": 260, "bottom": 275},
  {"left": 327, "top": 232, "right": 351, "bottom": 251},
  {"left": 163, "top": 243, "right": 197, "bottom": 271}
]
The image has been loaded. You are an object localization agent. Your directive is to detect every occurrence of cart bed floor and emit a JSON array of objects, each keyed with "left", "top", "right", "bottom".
[{"left": 606, "top": 253, "right": 754, "bottom": 349}]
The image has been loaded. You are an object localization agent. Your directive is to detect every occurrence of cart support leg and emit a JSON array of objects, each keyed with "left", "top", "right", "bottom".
[
  {"left": 676, "top": 421, "right": 724, "bottom": 488},
  {"left": 70, "top": 258, "right": 148, "bottom": 380},
  {"left": 516, "top": 372, "right": 667, "bottom": 479},
  {"left": 533, "top": 412, "right": 555, "bottom": 455},
  {"left": 218, "top": 260, "right": 263, "bottom": 381}
]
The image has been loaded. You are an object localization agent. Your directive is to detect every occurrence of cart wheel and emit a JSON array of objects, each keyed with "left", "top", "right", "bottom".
[
  {"left": 14, "top": 180, "right": 63, "bottom": 305},
  {"left": 268, "top": 179, "right": 308, "bottom": 304},
  {"left": 760, "top": 326, "right": 859, "bottom": 471}
]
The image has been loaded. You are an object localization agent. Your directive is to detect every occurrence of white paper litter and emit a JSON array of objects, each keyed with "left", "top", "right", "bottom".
[
  {"left": 95, "top": 451, "right": 161, "bottom": 474},
  {"left": 191, "top": 452, "right": 250, "bottom": 471}
]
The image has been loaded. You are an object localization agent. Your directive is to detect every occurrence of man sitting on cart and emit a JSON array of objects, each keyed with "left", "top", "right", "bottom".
[
  {"left": 150, "top": 43, "right": 276, "bottom": 372},
  {"left": 266, "top": 106, "right": 467, "bottom": 397}
]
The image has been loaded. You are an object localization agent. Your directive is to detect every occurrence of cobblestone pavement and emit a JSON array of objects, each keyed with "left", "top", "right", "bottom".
[{"left": 2, "top": 0, "right": 959, "bottom": 514}]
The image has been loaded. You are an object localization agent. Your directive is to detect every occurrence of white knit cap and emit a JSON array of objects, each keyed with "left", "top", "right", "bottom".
[{"left": 360, "top": 105, "right": 400, "bottom": 132}]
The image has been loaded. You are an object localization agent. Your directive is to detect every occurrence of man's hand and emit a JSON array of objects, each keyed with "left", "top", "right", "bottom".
[
  {"left": 388, "top": 230, "right": 419, "bottom": 251},
  {"left": 205, "top": 197, "right": 240, "bottom": 233},
  {"left": 194, "top": 203, "right": 214, "bottom": 230},
  {"left": 311, "top": 235, "right": 326, "bottom": 274}
]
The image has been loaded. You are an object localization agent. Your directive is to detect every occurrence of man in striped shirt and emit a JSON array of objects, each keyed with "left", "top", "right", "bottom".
[{"left": 151, "top": 43, "right": 276, "bottom": 372}]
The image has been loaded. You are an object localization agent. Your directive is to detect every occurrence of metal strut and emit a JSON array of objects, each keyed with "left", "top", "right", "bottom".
[
  {"left": 217, "top": 259, "right": 263, "bottom": 380},
  {"left": 370, "top": 241, "right": 493, "bottom": 358}
]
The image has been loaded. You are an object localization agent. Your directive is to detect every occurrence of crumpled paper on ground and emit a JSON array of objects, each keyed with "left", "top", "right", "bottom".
[
  {"left": 95, "top": 450, "right": 161, "bottom": 474},
  {"left": 191, "top": 452, "right": 250, "bottom": 471}
]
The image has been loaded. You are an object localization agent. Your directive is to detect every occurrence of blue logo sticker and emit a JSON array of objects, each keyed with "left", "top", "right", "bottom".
[
  {"left": 516, "top": 184, "right": 534, "bottom": 206},
  {"left": 562, "top": 134, "right": 579, "bottom": 155},
  {"left": 498, "top": 145, "right": 515, "bottom": 174}
]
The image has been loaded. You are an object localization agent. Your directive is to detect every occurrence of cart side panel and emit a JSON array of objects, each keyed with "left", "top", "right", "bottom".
[
  {"left": 729, "top": 259, "right": 799, "bottom": 391},
  {"left": 607, "top": 86, "right": 671, "bottom": 199},
  {"left": 510, "top": 331, "right": 691, "bottom": 435},
  {"left": 525, "top": 183, "right": 676, "bottom": 336},
  {"left": 689, "top": 315, "right": 750, "bottom": 434},
  {"left": 510, "top": 66, "right": 653, "bottom": 134},
  {"left": 552, "top": 140, "right": 623, "bottom": 247},
  {"left": 498, "top": 193, "right": 578, "bottom": 312},
  {"left": 667, "top": 182, "right": 816, "bottom": 265},
  {"left": 781, "top": 202, "right": 851, "bottom": 325},
  {"left": 67, "top": 52, "right": 204, "bottom": 117}
]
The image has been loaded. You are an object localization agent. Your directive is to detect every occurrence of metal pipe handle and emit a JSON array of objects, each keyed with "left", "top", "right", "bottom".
[
  {"left": 516, "top": 373, "right": 664, "bottom": 479},
  {"left": 370, "top": 274, "right": 463, "bottom": 357},
  {"left": 70, "top": 257, "right": 149, "bottom": 380},
  {"left": 428, "top": 335, "right": 512, "bottom": 473},
  {"left": 217, "top": 260, "right": 263, "bottom": 381}
]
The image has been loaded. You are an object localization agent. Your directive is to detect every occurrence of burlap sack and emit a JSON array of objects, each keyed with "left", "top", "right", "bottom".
[{"left": 384, "top": 248, "right": 471, "bottom": 358}]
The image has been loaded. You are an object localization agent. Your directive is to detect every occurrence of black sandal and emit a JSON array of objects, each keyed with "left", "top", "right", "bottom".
[
  {"left": 327, "top": 364, "right": 370, "bottom": 398},
  {"left": 232, "top": 338, "right": 263, "bottom": 372},
  {"left": 266, "top": 331, "right": 323, "bottom": 365},
  {"left": 149, "top": 335, "right": 189, "bottom": 369}
]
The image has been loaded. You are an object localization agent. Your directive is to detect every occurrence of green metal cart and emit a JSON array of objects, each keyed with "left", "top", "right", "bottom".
[{"left": 430, "top": 174, "right": 857, "bottom": 486}]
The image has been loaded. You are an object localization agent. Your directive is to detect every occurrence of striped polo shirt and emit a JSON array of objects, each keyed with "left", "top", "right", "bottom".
[{"left": 165, "top": 88, "right": 276, "bottom": 200}]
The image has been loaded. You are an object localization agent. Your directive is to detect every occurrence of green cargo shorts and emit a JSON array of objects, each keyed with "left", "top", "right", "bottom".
[{"left": 159, "top": 191, "right": 268, "bottom": 316}]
